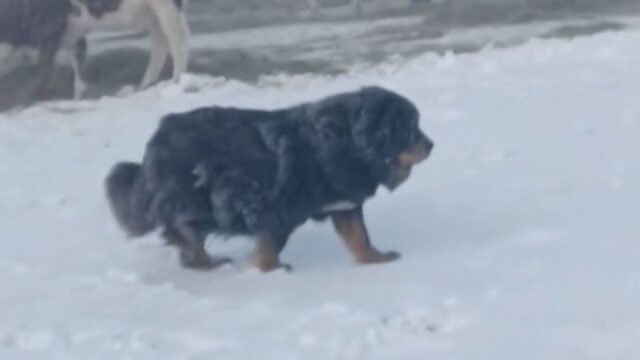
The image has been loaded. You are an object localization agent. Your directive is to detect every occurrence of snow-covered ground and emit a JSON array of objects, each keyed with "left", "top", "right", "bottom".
[{"left": 1, "top": 28, "right": 639, "bottom": 359}]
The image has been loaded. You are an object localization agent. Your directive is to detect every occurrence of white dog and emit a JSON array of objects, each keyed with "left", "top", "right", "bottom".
[
  {"left": 63, "top": 0, "right": 190, "bottom": 98},
  {"left": 0, "top": 0, "right": 189, "bottom": 100}
]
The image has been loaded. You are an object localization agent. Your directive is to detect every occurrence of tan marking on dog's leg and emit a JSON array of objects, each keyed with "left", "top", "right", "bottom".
[
  {"left": 331, "top": 207, "right": 400, "bottom": 264},
  {"left": 251, "top": 232, "right": 292, "bottom": 272},
  {"left": 170, "top": 225, "right": 231, "bottom": 270}
]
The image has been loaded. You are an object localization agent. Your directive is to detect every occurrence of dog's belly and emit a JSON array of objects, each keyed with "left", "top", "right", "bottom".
[{"left": 70, "top": 0, "right": 152, "bottom": 33}]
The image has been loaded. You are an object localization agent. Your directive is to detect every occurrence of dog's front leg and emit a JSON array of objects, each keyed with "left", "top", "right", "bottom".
[
  {"left": 149, "top": 0, "right": 189, "bottom": 85},
  {"left": 140, "top": 18, "right": 169, "bottom": 89},
  {"left": 67, "top": 38, "right": 88, "bottom": 99},
  {"left": 61, "top": 22, "right": 89, "bottom": 99},
  {"left": 330, "top": 206, "right": 400, "bottom": 264},
  {"left": 170, "top": 223, "right": 231, "bottom": 270},
  {"left": 251, "top": 230, "right": 293, "bottom": 272}
]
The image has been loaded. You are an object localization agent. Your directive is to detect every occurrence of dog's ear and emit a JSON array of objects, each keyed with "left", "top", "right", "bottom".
[
  {"left": 303, "top": 96, "right": 379, "bottom": 201},
  {"left": 349, "top": 87, "right": 420, "bottom": 180}
]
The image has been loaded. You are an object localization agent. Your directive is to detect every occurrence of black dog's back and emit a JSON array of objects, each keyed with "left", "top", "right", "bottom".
[{"left": 142, "top": 107, "right": 294, "bottom": 234}]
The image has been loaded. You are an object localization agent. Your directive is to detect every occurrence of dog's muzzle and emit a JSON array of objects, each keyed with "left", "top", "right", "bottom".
[{"left": 384, "top": 133, "right": 434, "bottom": 191}]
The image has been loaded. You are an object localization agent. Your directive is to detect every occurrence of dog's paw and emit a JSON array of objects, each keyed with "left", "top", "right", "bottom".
[
  {"left": 359, "top": 250, "right": 401, "bottom": 264},
  {"left": 262, "top": 262, "right": 293, "bottom": 273},
  {"left": 180, "top": 252, "right": 232, "bottom": 271}
]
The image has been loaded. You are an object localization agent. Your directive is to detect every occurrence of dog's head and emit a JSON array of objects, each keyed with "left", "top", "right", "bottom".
[{"left": 350, "top": 87, "right": 434, "bottom": 191}]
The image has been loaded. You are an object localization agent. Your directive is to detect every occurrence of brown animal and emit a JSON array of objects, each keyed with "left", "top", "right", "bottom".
[{"left": 0, "top": 0, "right": 87, "bottom": 99}]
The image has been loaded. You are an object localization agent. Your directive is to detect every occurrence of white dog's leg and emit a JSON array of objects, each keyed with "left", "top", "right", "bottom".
[
  {"left": 149, "top": 0, "right": 189, "bottom": 84},
  {"left": 60, "top": 20, "right": 89, "bottom": 99},
  {"left": 140, "top": 18, "right": 169, "bottom": 89},
  {"left": 62, "top": 36, "right": 88, "bottom": 100}
]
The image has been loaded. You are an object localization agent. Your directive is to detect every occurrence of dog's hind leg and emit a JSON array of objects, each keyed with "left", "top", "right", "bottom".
[
  {"left": 251, "top": 230, "right": 293, "bottom": 272},
  {"left": 169, "top": 223, "right": 231, "bottom": 270},
  {"left": 140, "top": 17, "right": 169, "bottom": 89},
  {"left": 161, "top": 227, "right": 186, "bottom": 248},
  {"left": 149, "top": 0, "right": 189, "bottom": 85},
  {"left": 65, "top": 38, "right": 88, "bottom": 99},
  {"left": 330, "top": 206, "right": 400, "bottom": 264}
]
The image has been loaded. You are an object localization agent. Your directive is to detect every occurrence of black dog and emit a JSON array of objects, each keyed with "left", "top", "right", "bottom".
[{"left": 105, "top": 86, "right": 434, "bottom": 271}]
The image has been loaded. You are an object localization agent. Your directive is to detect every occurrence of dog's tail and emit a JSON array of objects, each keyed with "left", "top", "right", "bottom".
[{"left": 105, "top": 162, "right": 155, "bottom": 237}]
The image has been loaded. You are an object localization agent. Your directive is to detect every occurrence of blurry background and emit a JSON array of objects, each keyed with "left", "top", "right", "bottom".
[{"left": 1, "top": 0, "right": 639, "bottom": 111}]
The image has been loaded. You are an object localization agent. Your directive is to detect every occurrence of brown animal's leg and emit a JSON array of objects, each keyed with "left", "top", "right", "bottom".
[
  {"left": 170, "top": 223, "right": 231, "bottom": 270},
  {"left": 330, "top": 206, "right": 400, "bottom": 264},
  {"left": 33, "top": 46, "right": 58, "bottom": 100},
  {"left": 251, "top": 231, "right": 292, "bottom": 272}
]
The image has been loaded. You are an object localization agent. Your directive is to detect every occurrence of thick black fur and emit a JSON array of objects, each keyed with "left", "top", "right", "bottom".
[{"left": 105, "top": 86, "right": 432, "bottom": 266}]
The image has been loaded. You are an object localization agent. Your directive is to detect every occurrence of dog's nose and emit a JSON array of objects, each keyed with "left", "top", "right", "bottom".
[
  {"left": 423, "top": 136, "right": 434, "bottom": 156},
  {"left": 416, "top": 132, "right": 434, "bottom": 159}
]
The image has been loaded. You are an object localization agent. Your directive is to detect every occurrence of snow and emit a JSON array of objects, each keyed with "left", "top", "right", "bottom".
[{"left": 1, "top": 28, "right": 639, "bottom": 359}]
